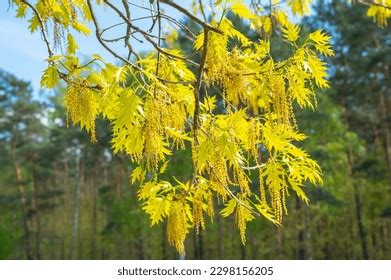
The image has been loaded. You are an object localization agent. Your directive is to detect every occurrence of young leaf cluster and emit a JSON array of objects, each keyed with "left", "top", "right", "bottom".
[{"left": 10, "top": 0, "right": 388, "bottom": 255}]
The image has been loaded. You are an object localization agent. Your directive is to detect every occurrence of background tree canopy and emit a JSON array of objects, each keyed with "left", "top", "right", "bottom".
[{"left": 0, "top": 0, "right": 390, "bottom": 259}]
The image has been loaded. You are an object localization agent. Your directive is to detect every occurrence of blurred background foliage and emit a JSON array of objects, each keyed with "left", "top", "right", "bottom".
[{"left": 0, "top": 0, "right": 390, "bottom": 259}]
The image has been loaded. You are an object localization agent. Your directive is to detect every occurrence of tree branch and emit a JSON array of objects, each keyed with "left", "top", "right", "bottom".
[
  {"left": 86, "top": 0, "right": 144, "bottom": 73},
  {"left": 103, "top": 0, "right": 199, "bottom": 66},
  {"left": 159, "top": 0, "right": 224, "bottom": 34},
  {"left": 358, "top": 0, "right": 391, "bottom": 10}
]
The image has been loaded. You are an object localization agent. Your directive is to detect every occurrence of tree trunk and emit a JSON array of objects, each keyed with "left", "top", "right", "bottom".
[
  {"left": 70, "top": 148, "right": 82, "bottom": 259},
  {"left": 347, "top": 150, "right": 369, "bottom": 259},
  {"left": 91, "top": 160, "right": 98, "bottom": 259},
  {"left": 192, "top": 229, "right": 199, "bottom": 259},
  {"left": 198, "top": 231, "right": 204, "bottom": 259},
  {"left": 339, "top": 95, "right": 369, "bottom": 260},
  {"left": 31, "top": 162, "right": 41, "bottom": 259},
  {"left": 161, "top": 222, "right": 168, "bottom": 259},
  {"left": 62, "top": 158, "right": 70, "bottom": 259},
  {"left": 373, "top": 35, "right": 391, "bottom": 192},
  {"left": 296, "top": 197, "right": 305, "bottom": 260},
  {"left": 378, "top": 87, "right": 391, "bottom": 191},
  {"left": 240, "top": 243, "right": 246, "bottom": 259},
  {"left": 353, "top": 182, "right": 369, "bottom": 259},
  {"left": 381, "top": 219, "right": 389, "bottom": 258},
  {"left": 10, "top": 136, "right": 32, "bottom": 260},
  {"left": 304, "top": 206, "right": 313, "bottom": 259},
  {"left": 216, "top": 213, "right": 223, "bottom": 259},
  {"left": 192, "top": 230, "right": 204, "bottom": 259},
  {"left": 129, "top": 170, "right": 145, "bottom": 260},
  {"left": 276, "top": 227, "right": 284, "bottom": 258}
]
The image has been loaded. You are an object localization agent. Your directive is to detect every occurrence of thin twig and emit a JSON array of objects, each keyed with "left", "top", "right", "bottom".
[
  {"left": 241, "top": 164, "right": 265, "bottom": 170},
  {"left": 121, "top": 0, "right": 134, "bottom": 60},
  {"left": 20, "top": 0, "right": 53, "bottom": 58},
  {"left": 358, "top": 0, "right": 391, "bottom": 9},
  {"left": 87, "top": 0, "right": 144, "bottom": 72},
  {"left": 198, "top": 0, "right": 208, "bottom": 22},
  {"left": 160, "top": 0, "right": 223, "bottom": 34},
  {"left": 193, "top": 29, "right": 209, "bottom": 141},
  {"left": 104, "top": 0, "right": 199, "bottom": 66}
]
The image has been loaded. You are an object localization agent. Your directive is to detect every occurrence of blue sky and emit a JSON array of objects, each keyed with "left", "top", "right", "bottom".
[
  {"left": 0, "top": 1, "right": 187, "bottom": 97},
  {"left": 0, "top": 2, "right": 48, "bottom": 93}
]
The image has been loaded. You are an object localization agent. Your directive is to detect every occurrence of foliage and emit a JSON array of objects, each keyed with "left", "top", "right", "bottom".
[
  {"left": 7, "top": 0, "right": 390, "bottom": 255},
  {"left": 1, "top": 1, "right": 391, "bottom": 258}
]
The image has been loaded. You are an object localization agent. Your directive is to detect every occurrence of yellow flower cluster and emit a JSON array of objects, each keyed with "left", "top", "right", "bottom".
[
  {"left": 204, "top": 32, "right": 229, "bottom": 85},
  {"left": 27, "top": 0, "right": 379, "bottom": 255},
  {"left": 64, "top": 82, "right": 98, "bottom": 142},
  {"left": 167, "top": 201, "right": 190, "bottom": 255},
  {"left": 269, "top": 75, "right": 292, "bottom": 125},
  {"left": 367, "top": 2, "right": 391, "bottom": 27},
  {"left": 192, "top": 190, "right": 205, "bottom": 234}
]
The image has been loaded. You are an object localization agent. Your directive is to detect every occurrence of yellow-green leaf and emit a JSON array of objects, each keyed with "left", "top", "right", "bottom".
[
  {"left": 220, "top": 198, "right": 237, "bottom": 217},
  {"left": 282, "top": 23, "right": 300, "bottom": 42},
  {"left": 40, "top": 66, "right": 59, "bottom": 89},
  {"left": 72, "top": 22, "right": 91, "bottom": 35},
  {"left": 231, "top": 3, "right": 255, "bottom": 19},
  {"left": 67, "top": 33, "right": 79, "bottom": 54}
]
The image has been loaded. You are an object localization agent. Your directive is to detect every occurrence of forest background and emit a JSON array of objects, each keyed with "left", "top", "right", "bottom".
[{"left": 0, "top": 0, "right": 390, "bottom": 260}]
